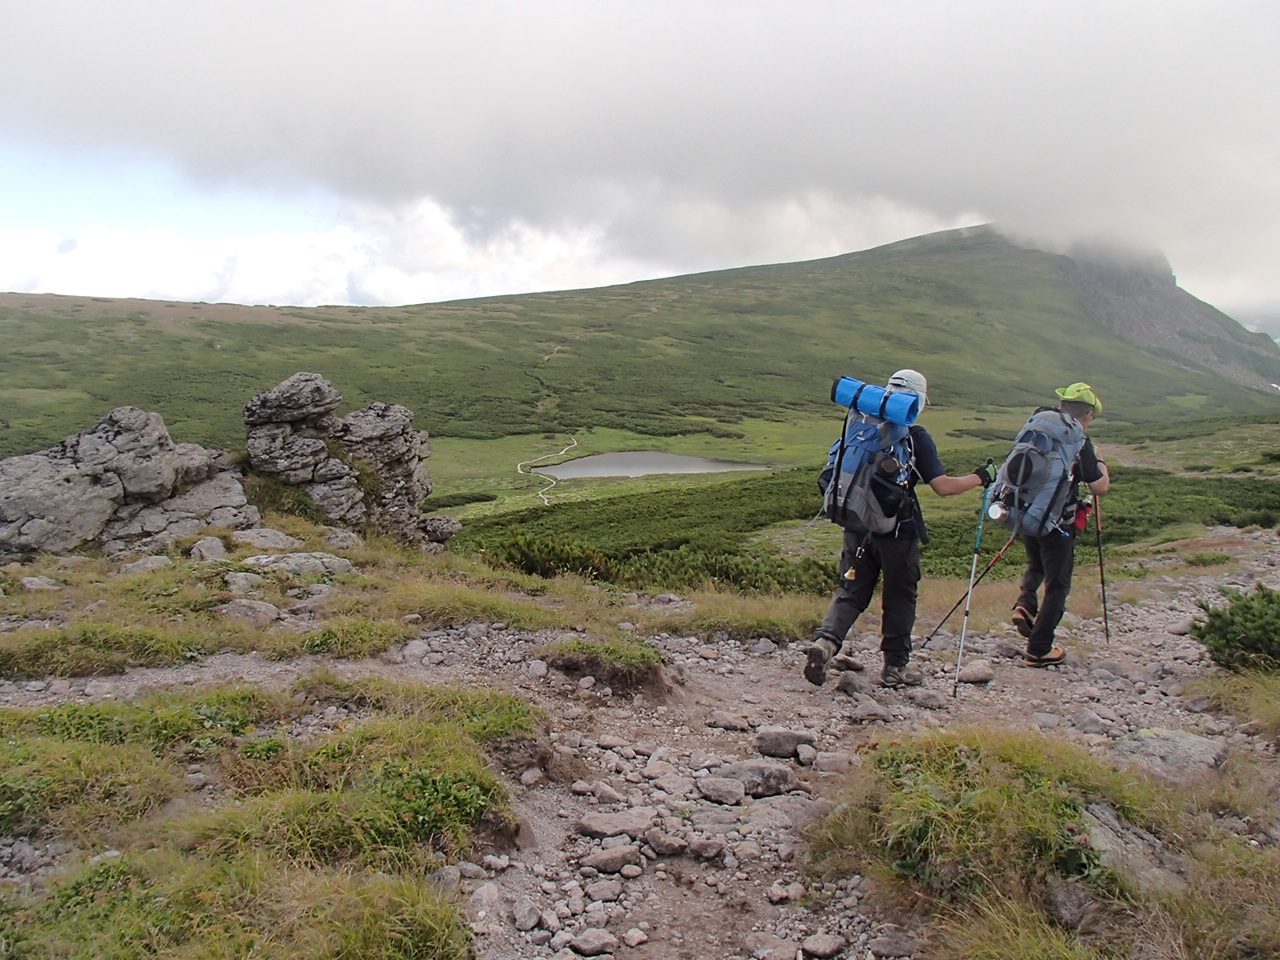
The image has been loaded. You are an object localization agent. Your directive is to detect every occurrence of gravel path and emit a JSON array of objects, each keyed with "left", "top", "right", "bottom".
[{"left": 3, "top": 526, "right": 1279, "bottom": 959}]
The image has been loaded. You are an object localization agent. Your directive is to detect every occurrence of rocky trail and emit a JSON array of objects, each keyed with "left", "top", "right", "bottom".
[{"left": 3, "top": 527, "right": 1280, "bottom": 960}]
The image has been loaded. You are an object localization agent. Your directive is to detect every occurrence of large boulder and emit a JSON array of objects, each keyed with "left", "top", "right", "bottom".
[
  {"left": 243, "top": 374, "right": 458, "bottom": 551},
  {"left": 336, "top": 401, "right": 460, "bottom": 548},
  {"left": 0, "top": 407, "right": 259, "bottom": 560},
  {"left": 243, "top": 371, "right": 343, "bottom": 425},
  {"left": 244, "top": 375, "right": 366, "bottom": 527}
]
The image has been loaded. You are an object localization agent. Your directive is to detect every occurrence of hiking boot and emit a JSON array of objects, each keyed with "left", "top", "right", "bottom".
[
  {"left": 804, "top": 639, "right": 837, "bottom": 686},
  {"left": 1011, "top": 604, "right": 1035, "bottom": 640},
  {"left": 1023, "top": 645, "right": 1067, "bottom": 667},
  {"left": 880, "top": 663, "right": 924, "bottom": 688}
]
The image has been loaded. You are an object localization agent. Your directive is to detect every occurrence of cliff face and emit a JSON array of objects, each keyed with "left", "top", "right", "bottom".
[{"left": 1056, "top": 244, "right": 1280, "bottom": 391}]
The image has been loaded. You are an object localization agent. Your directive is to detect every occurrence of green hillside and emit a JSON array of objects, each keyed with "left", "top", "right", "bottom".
[{"left": 2, "top": 227, "right": 1277, "bottom": 460}]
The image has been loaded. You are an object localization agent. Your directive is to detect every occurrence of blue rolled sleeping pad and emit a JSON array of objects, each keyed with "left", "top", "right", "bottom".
[{"left": 830, "top": 376, "right": 920, "bottom": 426}]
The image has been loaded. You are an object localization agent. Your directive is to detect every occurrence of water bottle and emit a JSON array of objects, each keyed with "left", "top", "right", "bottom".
[{"left": 988, "top": 501, "right": 1010, "bottom": 523}]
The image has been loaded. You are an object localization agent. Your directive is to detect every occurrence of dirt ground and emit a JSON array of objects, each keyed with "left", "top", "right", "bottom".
[{"left": 2, "top": 526, "right": 1279, "bottom": 959}]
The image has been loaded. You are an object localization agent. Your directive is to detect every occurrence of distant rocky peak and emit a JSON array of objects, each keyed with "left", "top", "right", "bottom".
[
  {"left": 1064, "top": 241, "right": 1176, "bottom": 291},
  {"left": 1053, "top": 240, "right": 1280, "bottom": 391}
]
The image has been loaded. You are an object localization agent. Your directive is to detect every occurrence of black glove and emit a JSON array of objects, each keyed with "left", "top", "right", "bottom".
[{"left": 973, "top": 461, "right": 997, "bottom": 488}]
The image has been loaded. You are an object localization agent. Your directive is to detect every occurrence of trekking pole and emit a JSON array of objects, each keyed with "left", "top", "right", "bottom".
[
  {"left": 921, "top": 534, "right": 1017, "bottom": 647},
  {"left": 953, "top": 484, "right": 993, "bottom": 698},
  {"left": 1095, "top": 499, "right": 1111, "bottom": 643}
]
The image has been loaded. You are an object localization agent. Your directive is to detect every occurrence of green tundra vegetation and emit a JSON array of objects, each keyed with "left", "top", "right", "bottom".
[
  {"left": 3, "top": 227, "right": 1279, "bottom": 461},
  {"left": 0, "top": 674, "right": 543, "bottom": 958},
  {"left": 810, "top": 726, "right": 1280, "bottom": 959},
  {"left": 449, "top": 463, "right": 1280, "bottom": 590}
]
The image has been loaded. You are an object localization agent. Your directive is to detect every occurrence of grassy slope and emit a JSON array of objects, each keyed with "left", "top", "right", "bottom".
[{"left": 2, "top": 229, "right": 1277, "bottom": 462}]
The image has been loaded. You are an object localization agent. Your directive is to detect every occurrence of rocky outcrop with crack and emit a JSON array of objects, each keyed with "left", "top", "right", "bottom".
[
  {"left": 244, "top": 373, "right": 459, "bottom": 552},
  {"left": 0, "top": 406, "right": 259, "bottom": 560}
]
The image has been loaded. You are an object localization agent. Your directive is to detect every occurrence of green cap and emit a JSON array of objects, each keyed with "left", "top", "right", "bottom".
[{"left": 1055, "top": 382, "right": 1102, "bottom": 414}]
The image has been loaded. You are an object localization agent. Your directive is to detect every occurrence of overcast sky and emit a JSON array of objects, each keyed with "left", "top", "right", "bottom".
[{"left": 1, "top": 1, "right": 1277, "bottom": 335}]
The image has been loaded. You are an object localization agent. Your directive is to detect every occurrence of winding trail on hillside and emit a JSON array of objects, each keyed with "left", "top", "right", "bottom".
[{"left": 517, "top": 435, "right": 578, "bottom": 505}]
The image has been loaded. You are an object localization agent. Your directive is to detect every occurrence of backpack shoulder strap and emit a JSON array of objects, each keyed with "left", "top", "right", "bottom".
[{"left": 904, "top": 426, "right": 923, "bottom": 481}]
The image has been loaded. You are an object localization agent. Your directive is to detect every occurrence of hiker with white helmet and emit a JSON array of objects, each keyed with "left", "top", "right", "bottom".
[
  {"left": 1007, "top": 382, "right": 1111, "bottom": 666},
  {"left": 806, "top": 368, "right": 995, "bottom": 688}
]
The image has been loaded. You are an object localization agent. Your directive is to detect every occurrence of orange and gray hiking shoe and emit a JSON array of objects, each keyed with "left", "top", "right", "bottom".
[
  {"left": 1011, "top": 604, "right": 1035, "bottom": 640},
  {"left": 880, "top": 663, "right": 924, "bottom": 687},
  {"left": 804, "top": 639, "right": 838, "bottom": 686},
  {"left": 1023, "top": 645, "right": 1066, "bottom": 667}
]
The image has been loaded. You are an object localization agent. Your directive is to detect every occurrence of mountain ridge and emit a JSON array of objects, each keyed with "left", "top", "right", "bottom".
[{"left": 1, "top": 227, "right": 1277, "bottom": 459}]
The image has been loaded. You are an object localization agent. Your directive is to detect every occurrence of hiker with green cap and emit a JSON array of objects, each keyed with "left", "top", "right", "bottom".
[
  {"left": 806, "top": 368, "right": 996, "bottom": 689},
  {"left": 1010, "top": 382, "right": 1111, "bottom": 666}
]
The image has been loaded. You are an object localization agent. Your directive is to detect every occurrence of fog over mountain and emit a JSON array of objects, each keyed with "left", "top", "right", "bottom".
[{"left": 0, "top": 1, "right": 1277, "bottom": 329}]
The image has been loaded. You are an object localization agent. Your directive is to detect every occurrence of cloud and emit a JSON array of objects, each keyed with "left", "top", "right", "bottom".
[
  {"left": 0, "top": 193, "right": 978, "bottom": 307},
  {"left": 0, "top": 205, "right": 651, "bottom": 306},
  {"left": 1, "top": 0, "right": 1278, "bottom": 312}
]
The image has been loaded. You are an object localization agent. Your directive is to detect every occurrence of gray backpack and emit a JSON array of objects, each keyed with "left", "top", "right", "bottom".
[{"left": 988, "top": 409, "right": 1087, "bottom": 537}]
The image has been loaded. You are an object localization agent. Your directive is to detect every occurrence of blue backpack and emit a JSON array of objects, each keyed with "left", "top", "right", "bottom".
[
  {"left": 821, "top": 410, "right": 915, "bottom": 534},
  {"left": 988, "top": 409, "right": 1087, "bottom": 537}
]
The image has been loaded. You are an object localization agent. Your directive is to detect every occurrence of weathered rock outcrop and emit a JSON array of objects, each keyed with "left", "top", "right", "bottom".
[
  {"left": 243, "top": 373, "right": 459, "bottom": 552},
  {"left": 0, "top": 406, "right": 260, "bottom": 560},
  {"left": 1056, "top": 243, "right": 1280, "bottom": 390},
  {"left": 244, "top": 373, "right": 364, "bottom": 525},
  {"left": 0, "top": 373, "right": 458, "bottom": 561}
]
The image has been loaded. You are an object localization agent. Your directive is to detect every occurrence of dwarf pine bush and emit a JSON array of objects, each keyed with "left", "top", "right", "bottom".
[{"left": 1192, "top": 583, "right": 1280, "bottom": 669}]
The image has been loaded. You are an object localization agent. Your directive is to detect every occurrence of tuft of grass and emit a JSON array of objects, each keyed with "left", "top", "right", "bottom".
[
  {"left": 813, "top": 728, "right": 1280, "bottom": 960},
  {"left": 395, "top": 580, "right": 570, "bottom": 631},
  {"left": 1185, "top": 670, "right": 1280, "bottom": 737},
  {"left": 634, "top": 588, "right": 825, "bottom": 644},
  {"left": 1184, "top": 551, "right": 1232, "bottom": 567},
  {"left": 306, "top": 554, "right": 579, "bottom": 632},
  {"left": 290, "top": 672, "right": 546, "bottom": 742},
  {"left": 932, "top": 894, "right": 1113, "bottom": 960},
  {"left": 242, "top": 474, "right": 329, "bottom": 523},
  {"left": 0, "top": 686, "right": 298, "bottom": 752},
  {"left": 0, "top": 622, "right": 251, "bottom": 679},
  {"left": 0, "top": 676, "right": 538, "bottom": 957},
  {"left": 810, "top": 729, "right": 1141, "bottom": 903},
  {"left": 0, "top": 850, "right": 471, "bottom": 959},
  {"left": 538, "top": 636, "right": 665, "bottom": 688},
  {"left": 182, "top": 789, "right": 432, "bottom": 868},
  {"left": 0, "top": 737, "right": 179, "bottom": 839},
  {"left": 193, "top": 721, "right": 512, "bottom": 862},
  {"left": 113, "top": 562, "right": 236, "bottom": 616},
  {"left": 1136, "top": 843, "right": 1280, "bottom": 960},
  {"left": 274, "top": 617, "right": 417, "bottom": 659}
]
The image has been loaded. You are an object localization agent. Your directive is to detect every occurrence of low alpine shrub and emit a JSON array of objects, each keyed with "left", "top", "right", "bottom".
[{"left": 1192, "top": 583, "right": 1280, "bottom": 670}]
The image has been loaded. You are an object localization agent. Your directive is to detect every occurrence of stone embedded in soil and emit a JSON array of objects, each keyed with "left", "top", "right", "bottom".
[
  {"left": 579, "top": 845, "right": 641, "bottom": 874},
  {"left": 569, "top": 928, "right": 618, "bottom": 956},
  {"left": 696, "top": 776, "right": 746, "bottom": 805},
  {"left": 575, "top": 808, "right": 657, "bottom": 839},
  {"left": 754, "top": 726, "right": 817, "bottom": 758},
  {"left": 803, "top": 932, "right": 848, "bottom": 958}
]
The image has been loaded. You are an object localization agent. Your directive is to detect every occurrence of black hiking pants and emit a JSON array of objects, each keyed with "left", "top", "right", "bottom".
[
  {"left": 1017, "top": 529, "right": 1076, "bottom": 656},
  {"left": 818, "top": 528, "right": 920, "bottom": 667}
]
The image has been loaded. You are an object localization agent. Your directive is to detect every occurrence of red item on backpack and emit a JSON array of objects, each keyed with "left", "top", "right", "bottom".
[{"left": 1073, "top": 501, "right": 1094, "bottom": 531}]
